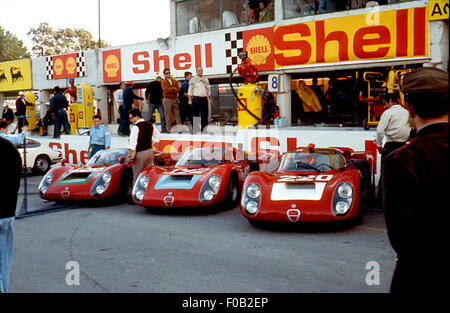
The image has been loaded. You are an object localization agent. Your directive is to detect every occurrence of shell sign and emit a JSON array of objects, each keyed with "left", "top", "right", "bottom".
[
  {"left": 102, "top": 49, "right": 122, "bottom": 83},
  {"left": 0, "top": 59, "right": 32, "bottom": 92},
  {"left": 243, "top": 27, "right": 274, "bottom": 72},
  {"left": 46, "top": 52, "right": 86, "bottom": 80}
]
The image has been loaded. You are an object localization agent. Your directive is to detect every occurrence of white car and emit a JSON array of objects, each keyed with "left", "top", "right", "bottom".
[{"left": 16, "top": 138, "right": 63, "bottom": 174}]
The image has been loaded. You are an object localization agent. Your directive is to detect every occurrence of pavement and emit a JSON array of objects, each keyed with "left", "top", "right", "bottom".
[{"left": 9, "top": 173, "right": 396, "bottom": 294}]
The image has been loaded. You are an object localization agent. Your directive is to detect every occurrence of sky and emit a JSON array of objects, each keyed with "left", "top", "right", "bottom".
[{"left": 0, "top": 0, "right": 171, "bottom": 53}]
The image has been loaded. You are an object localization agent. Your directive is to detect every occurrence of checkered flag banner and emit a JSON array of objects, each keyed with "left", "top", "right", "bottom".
[
  {"left": 45, "top": 56, "right": 54, "bottom": 80},
  {"left": 76, "top": 52, "right": 86, "bottom": 77},
  {"left": 225, "top": 31, "right": 243, "bottom": 74},
  {"left": 45, "top": 52, "right": 87, "bottom": 79}
]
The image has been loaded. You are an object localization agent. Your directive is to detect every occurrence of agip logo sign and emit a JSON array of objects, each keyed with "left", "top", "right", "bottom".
[{"left": 0, "top": 59, "right": 32, "bottom": 92}]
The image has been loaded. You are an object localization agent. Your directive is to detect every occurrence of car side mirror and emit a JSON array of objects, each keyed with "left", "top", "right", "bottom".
[
  {"left": 343, "top": 150, "right": 352, "bottom": 160},
  {"left": 119, "top": 157, "right": 126, "bottom": 164},
  {"left": 61, "top": 158, "right": 67, "bottom": 166}
]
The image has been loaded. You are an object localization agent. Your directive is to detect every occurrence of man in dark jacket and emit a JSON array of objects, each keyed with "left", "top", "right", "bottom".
[
  {"left": 0, "top": 136, "right": 22, "bottom": 293},
  {"left": 145, "top": 74, "right": 167, "bottom": 132},
  {"left": 2, "top": 103, "right": 14, "bottom": 126},
  {"left": 50, "top": 86, "right": 70, "bottom": 138},
  {"left": 119, "top": 81, "right": 143, "bottom": 136},
  {"left": 14, "top": 91, "right": 32, "bottom": 133},
  {"left": 381, "top": 67, "right": 448, "bottom": 294}
]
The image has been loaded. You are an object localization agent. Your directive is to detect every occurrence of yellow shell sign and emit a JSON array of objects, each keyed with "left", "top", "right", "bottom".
[
  {"left": 246, "top": 35, "right": 272, "bottom": 66},
  {"left": 0, "top": 59, "right": 32, "bottom": 92}
]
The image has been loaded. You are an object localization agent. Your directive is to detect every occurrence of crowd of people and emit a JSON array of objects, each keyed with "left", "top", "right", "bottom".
[{"left": 117, "top": 66, "right": 212, "bottom": 135}]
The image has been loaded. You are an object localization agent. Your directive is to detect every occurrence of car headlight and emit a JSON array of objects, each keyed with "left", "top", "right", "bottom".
[
  {"left": 96, "top": 185, "right": 105, "bottom": 195},
  {"left": 102, "top": 172, "right": 112, "bottom": 184},
  {"left": 203, "top": 189, "right": 215, "bottom": 201},
  {"left": 337, "top": 183, "right": 353, "bottom": 199},
  {"left": 39, "top": 172, "right": 54, "bottom": 196},
  {"left": 246, "top": 183, "right": 261, "bottom": 199},
  {"left": 335, "top": 201, "right": 350, "bottom": 214},
  {"left": 208, "top": 175, "right": 221, "bottom": 192},
  {"left": 90, "top": 171, "right": 112, "bottom": 196},
  {"left": 139, "top": 175, "right": 149, "bottom": 189},
  {"left": 135, "top": 189, "right": 145, "bottom": 201},
  {"left": 45, "top": 173, "right": 54, "bottom": 184},
  {"left": 245, "top": 201, "right": 259, "bottom": 214}
]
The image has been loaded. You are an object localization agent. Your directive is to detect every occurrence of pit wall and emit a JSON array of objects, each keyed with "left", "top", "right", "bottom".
[{"left": 32, "top": 127, "right": 381, "bottom": 185}]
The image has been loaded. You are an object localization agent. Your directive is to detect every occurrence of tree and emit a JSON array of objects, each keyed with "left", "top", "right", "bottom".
[
  {"left": 0, "top": 26, "right": 30, "bottom": 62},
  {"left": 27, "top": 22, "right": 109, "bottom": 57}
]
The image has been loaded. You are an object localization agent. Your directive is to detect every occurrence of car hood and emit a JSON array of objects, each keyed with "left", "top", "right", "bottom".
[
  {"left": 55, "top": 166, "right": 106, "bottom": 185},
  {"left": 150, "top": 165, "right": 220, "bottom": 190}
]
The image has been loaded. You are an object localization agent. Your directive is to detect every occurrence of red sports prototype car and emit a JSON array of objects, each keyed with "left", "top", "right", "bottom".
[
  {"left": 132, "top": 147, "right": 252, "bottom": 210},
  {"left": 240, "top": 144, "right": 373, "bottom": 225},
  {"left": 38, "top": 148, "right": 175, "bottom": 202}
]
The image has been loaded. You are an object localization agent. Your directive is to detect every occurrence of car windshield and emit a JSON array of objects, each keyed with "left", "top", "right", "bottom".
[
  {"left": 279, "top": 150, "right": 346, "bottom": 172},
  {"left": 176, "top": 148, "right": 226, "bottom": 167},
  {"left": 86, "top": 149, "right": 128, "bottom": 166}
]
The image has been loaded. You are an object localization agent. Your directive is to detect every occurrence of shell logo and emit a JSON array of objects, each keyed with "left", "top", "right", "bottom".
[
  {"left": 104, "top": 54, "right": 120, "bottom": 78},
  {"left": 54, "top": 58, "right": 64, "bottom": 75},
  {"left": 246, "top": 35, "right": 271, "bottom": 66},
  {"left": 66, "top": 57, "right": 77, "bottom": 75}
]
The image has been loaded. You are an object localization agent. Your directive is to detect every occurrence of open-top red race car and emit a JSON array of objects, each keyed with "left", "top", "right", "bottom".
[
  {"left": 240, "top": 144, "right": 373, "bottom": 225},
  {"left": 38, "top": 148, "right": 176, "bottom": 203},
  {"left": 132, "top": 147, "right": 252, "bottom": 210}
]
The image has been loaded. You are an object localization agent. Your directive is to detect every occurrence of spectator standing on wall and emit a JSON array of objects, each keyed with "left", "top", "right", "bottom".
[
  {"left": 179, "top": 71, "right": 193, "bottom": 126},
  {"left": 120, "top": 81, "right": 143, "bottom": 136},
  {"left": 14, "top": 91, "right": 32, "bottom": 134},
  {"left": 145, "top": 74, "right": 167, "bottom": 132},
  {"left": 188, "top": 67, "right": 212, "bottom": 132},
  {"left": 161, "top": 69, "right": 182, "bottom": 132},
  {"left": 114, "top": 82, "right": 126, "bottom": 131}
]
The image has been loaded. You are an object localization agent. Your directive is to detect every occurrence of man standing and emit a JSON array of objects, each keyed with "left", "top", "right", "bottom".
[
  {"left": 2, "top": 102, "right": 14, "bottom": 126},
  {"left": 114, "top": 82, "right": 126, "bottom": 131},
  {"left": 382, "top": 67, "right": 448, "bottom": 293},
  {"left": 188, "top": 67, "right": 212, "bottom": 132},
  {"left": 145, "top": 74, "right": 167, "bottom": 132},
  {"left": 179, "top": 71, "right": 193, "bottom": 125},
  {"left": 161, "top": 68, "right": 181, "bottom": 132},
  {"left": 120, "top": 81, "right": 143, "bottom": 136},
  {"left": 0, "top": 135, "right": 22, "bottom": 293},
  {"left": 14, "top": 91, "right": 32, "bottom": 134},
  {"left": 128, "top": 109, "right": 161, "bottom": 184},
  {"left": 375, "top": 93, "right": 411, "bottom": 158},
  {"left": 50, "top": 86, "right": 70, "bottom": 138},
  {"left": 88, "top": 115, "right": 111, "bottom": 159}
]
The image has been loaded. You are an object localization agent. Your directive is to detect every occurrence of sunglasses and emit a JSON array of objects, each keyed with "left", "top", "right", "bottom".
[{"left": 164, "top": 72, "right": 170, "bottom": 74}]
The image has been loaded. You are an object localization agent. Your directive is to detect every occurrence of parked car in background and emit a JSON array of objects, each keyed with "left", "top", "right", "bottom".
[{"left": 17, "top": 137, "right": 62, "bottom": 174}]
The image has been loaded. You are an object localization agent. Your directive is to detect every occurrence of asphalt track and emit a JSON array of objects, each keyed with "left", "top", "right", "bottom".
[{"left": 9, "top": 174, "right": 396, "bottom": 293}]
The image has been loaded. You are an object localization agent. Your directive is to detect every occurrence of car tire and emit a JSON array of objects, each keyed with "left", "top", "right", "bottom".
[
  {"left": 227, "top": 174, "right": 239, "bottom": 208},
  {"left": 32, "top": 155, "right": 51, "bottom": 175},
  {"left": 120, "top": 170, "right": 134, "bottom": 204}
]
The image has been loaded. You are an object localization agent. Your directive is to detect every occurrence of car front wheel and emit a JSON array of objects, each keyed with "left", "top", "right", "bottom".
[{"left": 33, "top": 155, "right": 51, "bottom": 175}]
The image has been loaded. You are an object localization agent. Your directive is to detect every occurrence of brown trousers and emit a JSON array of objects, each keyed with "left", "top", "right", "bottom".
[
  {"left": 163, "top": 97, "right": 181, "bottom": 131},
  {"left": 132, "top": 148, "right": 154, "bottom": 184}
]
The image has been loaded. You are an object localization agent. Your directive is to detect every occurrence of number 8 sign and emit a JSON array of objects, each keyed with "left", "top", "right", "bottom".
[{"left": 268, "top": 74, "right": 280, "bottom": 92}]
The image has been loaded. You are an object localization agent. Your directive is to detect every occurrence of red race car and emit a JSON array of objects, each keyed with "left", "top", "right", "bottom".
[
  {"left": 38, "top": 148, "right": 176, "bottom": 203},
  {"left": 132, "top": 147, "right": 252, "bottom": 210},
  {"left": 240, "top": 144, "right": 373, "bottom": 225}
]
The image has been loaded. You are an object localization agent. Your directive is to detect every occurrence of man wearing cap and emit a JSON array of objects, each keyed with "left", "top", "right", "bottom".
[
  {"left": 2, "top": 102, "right": 14, "bottom": 126},
  {"left": 119, "top": 81, "right": 143, "bottom": 136},
  {"left": 381, "top": 67, "right": 448, "bottom": 293},
  {"left": 145, "top": 74, "right": 167, "bottom": 132},
  {"left": 14, "top": 91, "right": 32, "bottom": 134}
]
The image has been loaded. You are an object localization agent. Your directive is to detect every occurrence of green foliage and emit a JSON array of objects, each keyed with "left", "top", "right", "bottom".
[
  {"left": 0, "top": 26, "right": 30, "bottom": 62},
  {"left": 27, "top": 22, "right": 110, "bottom": 57}
]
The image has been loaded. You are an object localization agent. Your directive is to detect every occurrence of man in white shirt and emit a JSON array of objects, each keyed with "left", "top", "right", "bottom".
[
  {"left": 188, "top": 67, "right": 212, "bottom": 132},
  {"left": 128, "top": 108, "right": 161, "bottom": 184},
  {"left": 114, "top": 82, "right": 126, "bottom": 133},
  {"left": 376, "top": 93, "right": 411, "bottom": 158}
]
